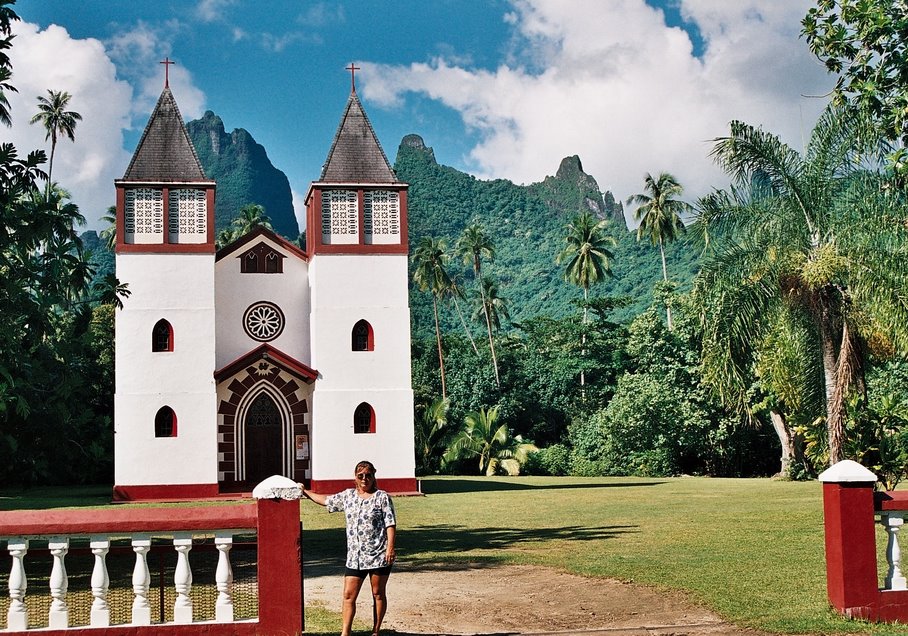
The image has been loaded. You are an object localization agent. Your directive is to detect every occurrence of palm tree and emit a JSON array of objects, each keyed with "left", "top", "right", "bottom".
[
  {"left": 29, "top": 89, "right": 82, "bottom": 193},
  {"left": 415, "top": 396, "right": 449, "bottom": 475},
  {"left": 99, "top": 205, "right": 117, "bottom": 251},
  {"left": 231, "top": 203, "right": 273, "bottom": 236},
  {"left": 412, "top": 236, "right": 453, "bottom": 399},
  {"left": 0, "top": 66, "right": 15, "bottom": 128},
  {"left": 472, "top": 276, "right": 509, "bottom": 332},
  {"left": 443, "top": 405, "right": 538, "bottom": 476},
  {"left": 627, "top": 172, "right": 691, "bottom": 329},
  {"left": 456, "top": 222, "right": 500, "bottom": 384},
  {"left": 694, "top": 106, "right": 908, "bottom": 466},
  {"left": 445, "top": 277, "right": 480, "bottom": 356},
  {"left": 556, "top": 210, "right": 616, "bottom": 391}
]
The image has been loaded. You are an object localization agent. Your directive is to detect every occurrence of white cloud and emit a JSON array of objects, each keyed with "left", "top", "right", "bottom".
[
  {"left": 362, "top": 0, "right": 833, "bottom": 210},
  {"left": 6, "top": 20, "right": 208, "bottom": 230},
  {"left": 7, "top": 21, "right": 133, "bottom": 228}
]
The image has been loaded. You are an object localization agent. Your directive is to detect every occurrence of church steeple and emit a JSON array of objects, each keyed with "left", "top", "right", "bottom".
[
  {"left": 319, "top": 91, "right": 396, "bottom": 184},
  {"left": 306, "top": 84, "right": 408, "bottom": 256},
  {"left": 123, "top": 87, "right": 207, "bottom": 182},
  {"left": 115, "top": 84, "right": 215, "bottom": 253}
]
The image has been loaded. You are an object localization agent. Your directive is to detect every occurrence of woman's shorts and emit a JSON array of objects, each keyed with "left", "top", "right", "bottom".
[{"left": 345, "top": 565, "right": 392, "bottom": 579}]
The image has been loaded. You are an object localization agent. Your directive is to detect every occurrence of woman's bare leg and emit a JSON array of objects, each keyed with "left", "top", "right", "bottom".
[
  {"left": 341, "top": 575, "right": 365, "bottom": 636},
  {"left": 370, "top": 572, "right": 390, "bottom": 635}
]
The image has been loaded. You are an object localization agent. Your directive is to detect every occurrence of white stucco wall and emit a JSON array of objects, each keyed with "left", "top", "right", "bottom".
[
  {"left": 114, "top": 253, "right": 218, "bottom": 486},
  {"left": 308, "top": 253, "right": 415, "bottom": 483},
  {"left": 215, "top": 237, "right": 311, "bottom": 368}
]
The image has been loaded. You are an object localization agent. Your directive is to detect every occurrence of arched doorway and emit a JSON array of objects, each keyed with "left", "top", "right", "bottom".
[{"left": 244, "top": 392, "right": 283, "bottom": 484}]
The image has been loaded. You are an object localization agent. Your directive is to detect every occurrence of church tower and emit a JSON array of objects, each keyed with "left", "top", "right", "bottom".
[
  {"left": 113, "top": 79, "right": 219, "bottom": 500},
  {"left": 305, "top": 79, "right": 417, "bottom": 493}
]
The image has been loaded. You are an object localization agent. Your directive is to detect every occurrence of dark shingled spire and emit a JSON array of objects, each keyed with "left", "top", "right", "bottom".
[
  {"left": 123, "top": 87, "right": 207, "bottom": 182},
  {"left": 320, "top": 92, "right": 396, "bottom": 183}
]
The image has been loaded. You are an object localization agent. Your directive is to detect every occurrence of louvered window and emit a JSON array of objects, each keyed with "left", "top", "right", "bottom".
[
  {"left": 364, "top": 190, "right": 400, "bottom": 244},
  {"left": 168, "top": 189, "right": 207, "bottom": 243},
  {"left": 124, "top": 188, "right": 164, "bottom": 244},
  {"left": 321, "top": 190, "right": 358, "bottom": 244}
]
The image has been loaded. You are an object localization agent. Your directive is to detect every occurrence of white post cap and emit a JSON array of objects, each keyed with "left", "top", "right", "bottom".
[
  {"left": 252, "top": 475, "right": 303, "bottom": 500},
  {"left": 818, "top": 459, "right": 878, "bottom": 483}
]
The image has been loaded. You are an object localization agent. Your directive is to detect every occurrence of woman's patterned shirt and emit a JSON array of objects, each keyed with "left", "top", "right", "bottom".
[{"left": 326, "top": 488, "right": 396, "bottom": 569}]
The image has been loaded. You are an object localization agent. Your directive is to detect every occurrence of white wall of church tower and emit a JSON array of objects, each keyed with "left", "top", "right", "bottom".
[
  {"left": 114, "top": 253, "right": 218, "bottom": 487},
  {"left": 308, "top": 254, "right": 415, "bottom": 484}
]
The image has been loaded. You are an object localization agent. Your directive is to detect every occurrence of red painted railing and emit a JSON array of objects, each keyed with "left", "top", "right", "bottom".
[
  {"left": 821, "top": 460, "right": 908, "bottom": 622},
  {"left": 0, "top": 496, "right": 302, "bottom": 635}
]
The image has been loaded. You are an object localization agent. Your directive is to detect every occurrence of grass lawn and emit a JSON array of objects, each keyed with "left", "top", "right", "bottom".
[
  {"left": 301, "top": 476, "right": 907, "bottom": 635},
  {"left": 3, "top": 477, "right": 908, "bottom": 634}
]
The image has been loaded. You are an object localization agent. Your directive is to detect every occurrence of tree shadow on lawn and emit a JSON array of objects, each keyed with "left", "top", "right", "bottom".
[
  {"left": 0, "top": 484, "right": 112, "bottom": 510},
  {"left": 419, "top": 478, "right": 666, "bottom": 494},
  {"left": 302, "top": 522, "right": 637, "bottom": 575}
]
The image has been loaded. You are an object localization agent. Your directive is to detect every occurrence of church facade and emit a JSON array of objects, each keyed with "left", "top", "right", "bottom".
[{"left": 112, "top": 81, "right": 416, "bottom": 500}]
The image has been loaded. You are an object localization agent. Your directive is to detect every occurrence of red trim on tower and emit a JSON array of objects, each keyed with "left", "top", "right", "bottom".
[
  {"left": 117, "top": 243, "right": 216, "bottom": 254},
  {"left": 309, "top": 477, "right": 419, "bottom": 495},
  {"left": 305, "top": 183, "right": 409, "bottom": 255},
  {"left": 112, "top": 483, "right": 221, "bottom": 502}
]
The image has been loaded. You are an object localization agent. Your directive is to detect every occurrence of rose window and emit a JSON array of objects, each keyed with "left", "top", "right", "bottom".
[{"left": 243, "top": 301, "right": 285, "bottom": 342}]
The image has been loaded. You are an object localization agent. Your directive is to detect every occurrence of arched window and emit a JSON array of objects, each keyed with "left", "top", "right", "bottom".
[
  {"left": 152, "top": 319, "right": 173, "bottom": 352},
  {"left": 353, "top": 402, "right": 375, "bottom": 434},
  {"left": 155, "top": 406, "right": 177, "bottom": 438},
  {"left": 352, "top": 320, "right": 373, "bottom": 351}
]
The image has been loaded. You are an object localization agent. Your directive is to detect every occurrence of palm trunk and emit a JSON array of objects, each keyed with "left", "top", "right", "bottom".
[
  {"left": 432, "top": 296, "right": 446, "bottom": 399},
  {"left": 46, "top": 140, "right": 56, "bottom": 197},
  {"left": 659, "top": 239, "right": 673, "bottom": 330},
  {"left": 819, "top": 316, "right": 843, "bottom": 465},
  {"left": 828, "top": 320, "right": 860, "bottom": 467},
  {"left": 580, "top": 287, "right": 587, "bottom": 399},
  {"left": 769, "top": 410, "right": 794, "bottom": 477},
  {"left": 477, "top": 262, "right": 500, "bottom": 386},
  {"left": 451, "top": 294, "right": 480, "bottom": 356}
]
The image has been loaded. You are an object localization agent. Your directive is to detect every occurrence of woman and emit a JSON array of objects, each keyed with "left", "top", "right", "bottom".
[{"left": 300, "top": 460, "right": 396, "bottom": 636}]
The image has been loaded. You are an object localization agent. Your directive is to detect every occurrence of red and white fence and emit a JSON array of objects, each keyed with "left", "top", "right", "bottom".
[
  {"left": 821, "top": 460, "right": 908, "bottom": 622},
  {"left": 0, "top": 485, "right": 302, "bottom": 635}
]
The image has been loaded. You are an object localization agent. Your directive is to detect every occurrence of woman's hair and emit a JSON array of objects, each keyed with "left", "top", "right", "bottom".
[{"left": 354, "top": 460, "right": 376, "bottom": 474}]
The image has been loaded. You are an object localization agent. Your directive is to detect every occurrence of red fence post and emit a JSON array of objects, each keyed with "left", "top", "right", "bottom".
[
  {"left": 819, "top": 460, "right": 879, "bottom": 619},
  {"left": 255, "top": 494, "right": 303, "bottom": 635}
]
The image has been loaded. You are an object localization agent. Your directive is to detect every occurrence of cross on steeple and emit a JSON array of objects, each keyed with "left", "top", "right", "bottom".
[
  {"left": 346, "top": 62, "right": 360, "bottom": 93},
  {"left": 160, "top": 57, "right": 175, "bottom": 89}
]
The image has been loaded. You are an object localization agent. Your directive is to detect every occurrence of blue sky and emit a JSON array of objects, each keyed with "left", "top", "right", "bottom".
[{"left": 7, "top": 1, "right": 832, "bottom": 231}]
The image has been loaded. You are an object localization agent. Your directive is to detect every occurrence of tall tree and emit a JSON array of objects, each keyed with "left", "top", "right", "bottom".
[
  {"left": 472, "top": 276, "right": 509, "bottom": 332},
  {"left": 231, "top": 203, "right": 272, "bottom": 235},
  {"left": 693, "top": 106, "right": 908, "bottom": 466},
  {"left": 456, "top": 222, "right": 500, "bottom": 385},
  {"left": 413, "top": 236, "right": 453, "bottom": 399},
  {"left": 415, "top": 396, "right": 449, "bottom": 475},
  {"left": 627, "top": 172, "right": 690, "bottom": 329},
  {"left": 556, "top": 210, "right": 616, "bottom": 391},
  {"left": 803, "top": 0, "right": 908, "bottom": 147},
  {"left": 0, "top": 1, "right": 18, "bottom": 128},
  {"left": 29, "top": 89, "right": 81, "bottom": 194}
]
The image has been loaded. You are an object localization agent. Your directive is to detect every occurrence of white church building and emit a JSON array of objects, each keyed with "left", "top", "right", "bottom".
[{"left": 112, "top": 78, "right": 416, "bottom": 500}]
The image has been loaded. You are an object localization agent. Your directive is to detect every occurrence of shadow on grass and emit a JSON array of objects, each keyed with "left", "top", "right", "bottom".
[
  {"left": 0, "top": 484, "right": 112, "bottom": 511},
  {"left": 419, "top": 479, "right": 665, "bottom": 494},
  {"left": 302, "top": 522, "right": 637, "bottom": 575}
]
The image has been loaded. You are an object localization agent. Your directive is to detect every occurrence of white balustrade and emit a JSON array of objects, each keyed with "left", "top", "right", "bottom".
[
  {"left": 48, "top": 537, "right": 69, "bottom": 629},
  {"left": 215, "top": 533, "right": 235, "bottom": 623},
  {"left": 1, "top": 529, "right": 243, "bottom": 630},
  {"left": 131, "top": 534, "right": 152, "bottom": 626},
  {"left": 90, "top": 536, "right": 111, "bottom": 627},
  {"left": 173, "top": 533, "right": 194, "bottom": 624},
  {"left": 883, "top": 513, "right": 908, "bottom": 590},
  {"left": 7, "top": 538, "right": 28, "bottom": 631}
]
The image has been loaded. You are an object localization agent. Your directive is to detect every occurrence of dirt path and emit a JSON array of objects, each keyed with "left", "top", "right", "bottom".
[{"left": 303, "top": 561, "right": 780, "bottom": 635}]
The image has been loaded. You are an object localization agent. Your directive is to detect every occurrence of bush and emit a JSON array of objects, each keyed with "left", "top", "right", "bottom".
[{"left": 523, "top": 443, "right": 572, "bottom": 475}]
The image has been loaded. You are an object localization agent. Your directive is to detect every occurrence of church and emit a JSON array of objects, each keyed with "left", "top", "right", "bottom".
[{"left": 112, "top": 71, "right": 417, "bottom": 500}]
